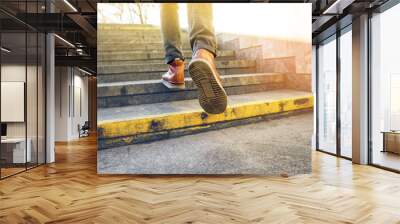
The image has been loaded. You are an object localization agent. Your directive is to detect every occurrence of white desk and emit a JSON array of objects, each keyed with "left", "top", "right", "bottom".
[
  {"left": 1, "top": 138, "right": 31, "bottom": 163},
  {"left": 382, "top": 131, "right": 400, "bottom": 154}
]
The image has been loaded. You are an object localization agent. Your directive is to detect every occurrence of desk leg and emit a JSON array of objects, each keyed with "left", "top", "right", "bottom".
[{"left": 382, "top": 133, "right": 386, "bottom": 153}]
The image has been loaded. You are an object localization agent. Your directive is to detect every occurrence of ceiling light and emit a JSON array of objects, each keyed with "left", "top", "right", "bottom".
[
  {"left": 63, "top": 0, "right": 78, "bottom": 12},
  {"left": 1, "top": 47, "right": 11, "bottom": 53},
  {"left": 323, "top": 0, "right": 355, "bottom": 15},
  {"left": 76, "top": 48, "right": 85, "bottom": 55},
  {"left": 54, "top": 34, "right": 75, "bottom": 48},
  {"left": 78, "top": 67, "right": 93, "bottom": 76}
]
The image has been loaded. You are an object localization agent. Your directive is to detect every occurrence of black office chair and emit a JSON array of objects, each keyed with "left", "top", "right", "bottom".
[{"left": 79, "top": 121, "right": 90, "bottom": 138}]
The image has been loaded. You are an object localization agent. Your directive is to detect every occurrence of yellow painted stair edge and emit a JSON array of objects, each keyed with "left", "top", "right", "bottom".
[{"left": 98, "top": 95, "right": 314, "bottom": 139}]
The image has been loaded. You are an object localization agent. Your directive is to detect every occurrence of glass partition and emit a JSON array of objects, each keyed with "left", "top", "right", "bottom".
[
  {"left": 339, "top": 27, "right": 352, "bottom": 158},
  {"left": 316, "top": 25, "right": 353, "bottom": 159},
  {"left": 317, "top": 35, "right": 337, "bottom": 154},
  {"left": 1, "top": 30, "right": 28, "bottom": 177},
  {"left": 27, "top": 30, "right": 38, "bottom": 169},
  {"left": 38, "top": 32, "right": 46, "bottom": 165},
  {"left": 0, "top": 1, "right": 46, "bottom": 179}
]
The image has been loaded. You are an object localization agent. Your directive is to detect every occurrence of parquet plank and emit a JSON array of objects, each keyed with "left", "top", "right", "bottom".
[{"left": 0, "top": 135, "right": 400, "bottom": 223}]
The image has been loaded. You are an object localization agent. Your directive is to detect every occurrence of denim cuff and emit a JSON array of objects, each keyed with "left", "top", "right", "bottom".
[{"left": 165, "top": 52, "right": 185, "bottom": 64}]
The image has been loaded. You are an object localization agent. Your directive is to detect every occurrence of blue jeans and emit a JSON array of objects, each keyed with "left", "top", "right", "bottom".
[{"left": 160, "top": 3, "right": 217, "bottom": 64}]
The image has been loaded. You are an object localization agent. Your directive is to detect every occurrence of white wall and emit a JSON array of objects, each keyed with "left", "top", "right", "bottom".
[
  {"left": 55, "top": 66, "right": 69, "bottom": 141},
  {"left": 1, "top": 64, "right": 26, "bottom": 81},
  {"left": 1, "top": 65, "right": 30, "bottom": 138},
  {"left": 1, "top": 63, "right": 46, "bottom": 164},
  {"left": 55, "top": 67, "right": 89, "bottom": 141},
  {"left": 71, "top": 73, "right": 89, "bottom": 138}
]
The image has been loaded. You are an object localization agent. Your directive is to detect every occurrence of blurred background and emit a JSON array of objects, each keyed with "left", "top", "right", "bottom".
[{"left": 98, "top": 3, "right": 311, "bottom": 42}]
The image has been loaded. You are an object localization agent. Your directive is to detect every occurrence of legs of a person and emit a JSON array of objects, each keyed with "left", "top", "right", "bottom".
[
  {"left": 187, "top": 3, "right": 227, "bottom": 114},
  {"left": 160, "top": 3, "right": 184, "bottom": 63},
  {"left": 187, "top": 3, "right": 217, "bottom": 56},
  {"left": 160, "top": 3, "right": 185, "bottom": 89}
]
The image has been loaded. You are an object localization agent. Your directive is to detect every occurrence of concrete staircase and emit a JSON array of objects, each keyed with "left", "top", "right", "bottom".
[{"left": 97, "top": 24, "right": 313, "bottom": 149}]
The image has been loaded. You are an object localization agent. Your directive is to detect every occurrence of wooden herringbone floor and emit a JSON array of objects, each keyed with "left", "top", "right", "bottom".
[{"left": 1, "top": 135, "right": 400, "bottom": 224}]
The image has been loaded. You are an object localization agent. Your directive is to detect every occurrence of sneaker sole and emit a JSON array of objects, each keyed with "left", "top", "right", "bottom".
[
  {"left": 188, "top": 59, "right": 227, "bottom": 114},
  {"left": 162, "top": 79, "right": 186, "bottom": 90}
]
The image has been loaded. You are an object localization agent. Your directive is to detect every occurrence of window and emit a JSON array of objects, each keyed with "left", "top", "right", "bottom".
[
  {"left": 339, "top": 27, "right": 352, "bottom": 158},
  {"left": 317, "top": 35, "right": 337, "bottom": 154},
  {"left": 370, "top": 3, "right": 400, "bottom": 171},
  {"left": 390, "top": 74, "right": 400, "bottom": 130}
]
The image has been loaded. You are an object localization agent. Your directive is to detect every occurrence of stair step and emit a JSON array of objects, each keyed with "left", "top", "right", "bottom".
[
  {"left": 98, "top": 42, "right": 192, "bottom": 52},
  {"left": 98, "top": 24, "right": 162, "bottom": 30},
  {"left": 98, "top": 73, "right": 286, "bottom": 107},
  {"left": 98, "top": 28, "right": 173, "bottom": 34},
  {"left": 98, "top": 59, "right": 256, "bottom": 74},
  {"left": 98, "top": 30, "right": 169, "bottom": 37},
  {"left": 97, "top": 34, "right": 186, "bottom": 45},
  {"left": 98, "top": 34, "right": 188, "bottom": 43},
  {"left": 99, "top": 73, "right": 284, "bottom": 97},
  {"left": 99, "top": 56, "right": 236, "bottom": 66},
  {"left": 98, "top": 67, "right": 257, "bottom": 83},
  {"left": 97, "top": 90, "right": 314, "bottom": 149},
  {"left": 98, "top": 50, "right": 235, "bottom": 62}
]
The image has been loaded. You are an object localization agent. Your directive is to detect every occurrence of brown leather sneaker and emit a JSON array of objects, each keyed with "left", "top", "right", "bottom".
[
  {"left": 188, "top": 49, "right": 227, "bottom": 114},
  {"left": 162, "top": 58, "right": 185, "bottom": 89}
]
